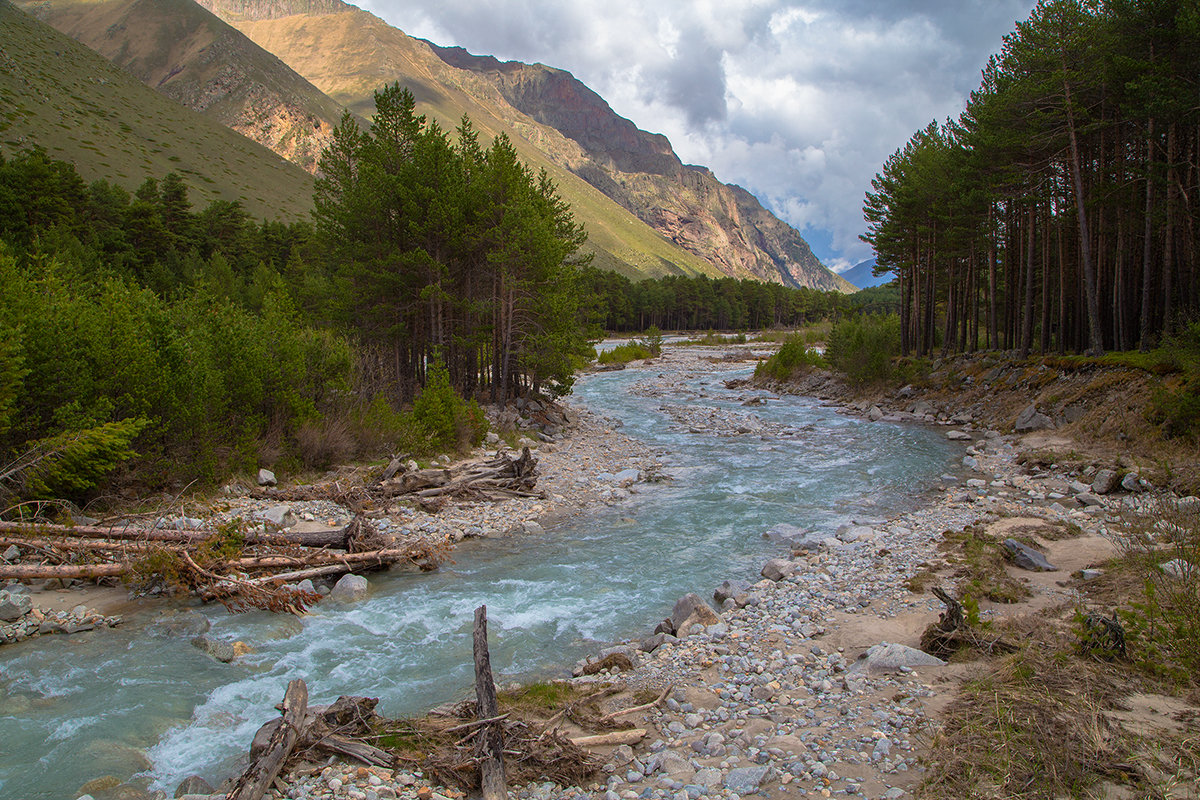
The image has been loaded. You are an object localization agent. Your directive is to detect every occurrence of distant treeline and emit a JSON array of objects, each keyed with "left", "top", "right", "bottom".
[
  {"left": 864, "top": 0, "right": 1200, "bottom": 357},
  {"left": 577, "top": 267, "right": 898, "bottom": 332}
]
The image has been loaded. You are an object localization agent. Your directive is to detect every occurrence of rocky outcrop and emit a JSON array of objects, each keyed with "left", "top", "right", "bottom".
[{"left": 429, "top": 46, "right": 852, "bottom": 292}]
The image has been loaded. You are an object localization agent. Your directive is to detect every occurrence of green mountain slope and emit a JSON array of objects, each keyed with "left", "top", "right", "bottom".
[
  {"left": 13, "top": 0, "right": 352, "bottom": 174},
  {"left": 0, "top": 0, "right": 314, "bottom": 220}
]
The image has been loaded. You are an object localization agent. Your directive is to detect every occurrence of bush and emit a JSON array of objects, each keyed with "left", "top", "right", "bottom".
[
  {"left": 1149, "top": 320, "right": 1200, "bottom": 441},
  {"left": 408, "top": 359, "right": 487, "bottom": 455},
  {"left": 753, "top": 334, "right": 826, "bottom": 381},
  {"left": 597, "top": 342, "right": 653, "bottom": 364},
  {"left": 825, "top": 314, "right": 902, "bottom": 386}
]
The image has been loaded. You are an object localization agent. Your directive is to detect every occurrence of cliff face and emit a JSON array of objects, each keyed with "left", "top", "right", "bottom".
[
  {"left": 15, "top": 0, "right": 350, "bottom": 174},
  {"left": 429, "top": 46, "right": 853, "bottom": 292}
]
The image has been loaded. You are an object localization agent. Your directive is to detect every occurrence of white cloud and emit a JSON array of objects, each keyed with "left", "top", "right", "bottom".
[{"left": 358, "top": 0, "right": 1036, "bottom": 266}]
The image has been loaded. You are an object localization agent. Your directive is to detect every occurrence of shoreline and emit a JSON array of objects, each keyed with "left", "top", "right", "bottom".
[{"left": 12, "top": 342, "right": 1173, "bottom": 800}]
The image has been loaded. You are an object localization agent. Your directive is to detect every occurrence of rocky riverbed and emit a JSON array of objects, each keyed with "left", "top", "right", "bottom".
[{"left": 44, "top": 343, "right": 1191, "bottom": 800}]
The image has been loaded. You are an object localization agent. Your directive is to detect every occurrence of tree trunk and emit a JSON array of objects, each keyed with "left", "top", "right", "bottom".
[
  {"left": 1062, "top": 62, "right": 1104, "bottom": 355},
  {"left": 473, "top": 605, "right": 507, "bottom": 800},
  {"left": 227, "top": 679, "right": 308, "bottom": 800}
]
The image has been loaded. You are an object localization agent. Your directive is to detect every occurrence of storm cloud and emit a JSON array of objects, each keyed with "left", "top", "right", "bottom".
[{"left": 358, "top": 0, "right": 1036, "bottom": 270}]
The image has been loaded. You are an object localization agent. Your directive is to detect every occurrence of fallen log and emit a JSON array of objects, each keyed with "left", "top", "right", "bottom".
[
  {"left": 0, "top": 562, "right": 126, "bottom": 580},
  {"left": 228, "top": 679, "right": 308, "bottom": 800},
  {"left": 474, "top": 605, "right": 507, "bottom": 800},
  {"left": 598, "top": 685, "right": 672, "bottom": 723},
  {"left": 570, "top": 729, "right": 647, "bottom": 747},
  {"left": 0, "top": 520, "right": 349, "bottom": 549}
]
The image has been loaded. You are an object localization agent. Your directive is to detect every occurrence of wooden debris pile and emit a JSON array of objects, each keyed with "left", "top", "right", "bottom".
[
  {"left": 254, "top": 447, "right": 541, "bottom": 513},
  {"left": 0, "top": 516, "right": 445, "bottom": 614},
  {"left": 226, "top": 608, "right": 672, "bottom": 800}
]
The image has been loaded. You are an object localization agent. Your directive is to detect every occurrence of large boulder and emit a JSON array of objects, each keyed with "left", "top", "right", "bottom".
[
  {"left": 329, "top": 573, "right": 369, "bottom": 604},
  {"left": 1003, "top": 538, "right": 1057, "bottom": 571},
  {"left": 761, "top": 558, "right": 797, "bottom": 581},
  {"left": 763, "top": 523, "right": 823, "bottom": 550},
  {"left": 1091, "top": 469, "right": 1120, "bottom": 495},
  {"left": 849, "top": 642, "right": 946, "bottom": 674},
  {"left": 670, "top": 593, "right": 719, "bottom": 632},
  {"left": 1015, "top": 404, "right": 1054, "bottom": 432},
  {"left": 174, "top": 776, "right": 214, "bottom": 798},
  {"left": 256, "top": 468, "right": 277, "bottom": 487},
  {"left": 261, "top": 505, "right": 297, "bottom": 528},
  {"left": 723, "top": 765, "right": 770, "bottom": 794},
  {"left": 0, "top": 589, "right": 32, "bottom": 622}
]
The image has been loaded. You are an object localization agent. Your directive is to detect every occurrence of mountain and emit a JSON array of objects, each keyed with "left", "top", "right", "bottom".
[
  {"left": 12, "top": 0, "right": 352, "bottom": 174},
  {"left": 0, "top": 0, "right": 314, "bottom": 220},
  {"left": 427, "top": 45, "right": 853, "bottom": 292},
  {"left": 194, "top": 0, "right": 851, "bottom": 290},
  {"left": 186, "top": 0, "right": 729, "bottom": 281},
  {"left": 839, "top": 258, "right": 892, "bottom": 289}
]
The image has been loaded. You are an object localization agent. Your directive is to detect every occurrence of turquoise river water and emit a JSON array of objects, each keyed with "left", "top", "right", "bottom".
[{"left": 0, "top": 362, "right": 960, "bottom": 799}]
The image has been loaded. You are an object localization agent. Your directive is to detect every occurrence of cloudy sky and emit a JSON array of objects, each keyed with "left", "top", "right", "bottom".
[{"left": 358, "top": 0, "right": 1036, "bottom": 271}]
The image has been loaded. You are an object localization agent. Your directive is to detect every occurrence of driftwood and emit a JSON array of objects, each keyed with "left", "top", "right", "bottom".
[
  {"left": 921, "top": 586, "right": 1018, "bottom": 658},
  {"left": 253, "top": 448, "right": 541, "bottom": 510},
  {"left": 598, "top": 685, "right": 672, "bottom": 723},
  {"left": 0, "top": 519, "right": 350, "bottom": 548},
  {"left": 473, "top": 605, "right": 507, "bottom": 800},
  {"left": 570, "top": 729, "right": 647, "bottom": 747},
  {"left": 228, "top": 679, "right": 308, "bottom": 800}
]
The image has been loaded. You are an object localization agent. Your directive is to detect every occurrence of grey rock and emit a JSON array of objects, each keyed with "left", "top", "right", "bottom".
[
  {"left": 256, "top": 468, "right": 277, "bottom": 487},
  {"left": 946, "top": 430, "right": 971, "bottom": 440},
  {"left": 911, "top": 400, "right": 934, "bottom": 416},
  {"left": 1069, "top": 480, "right": 1092, "bottom": 494},
  {"left": 760, "top": 558, "right": 796, "bottom": 581},
  {"left": 1075, "top": 492, "right": 1103, "bottom": 507},
  {"left": 670, "top": 593, "right": 719, "bottom": 631},
  {"left": 614, "top": 468, "right": 640, "bottom": 487},
  {"left": 1121, "top": 472, "right": 1143, "bottom": 493},
  {"left": 1091, "top": 469, "right": 1120, "bottom": 495},
  {"left": 1015, "top": 404, "right": 1054, "bottom": 432},
  {"left": 2, "top": 544, "right": 20, "bottom": 562},
  {"left": 261, "top": 505, "right": 297, "bottom": 528},
  {"left": 522, "top": 521, "right": 546, "bottom": 536},
  {"left": 1079, "top": 568, "right": 1105, "bottom": 581},
  {"left": 295, "top": 579, "right": 315, "bottom": 594},
  {"left": 1160, "top": 559, "right": 1194, "bottom": 580},
  {"left": 174, "top": 776, "right": 214, "bottom": 798},
  {"left": 849, "top": 642, "right": 946, "bottom": 674},
  {"left": 723, "top": 765, "right": 769, "bottom": 794},
  {"left": 1003, "top": 538, "right": 1056, "bottom": 571},
  {"left": 190, "top": 634, "right": 235, "bottom": 663},
  {"left": 868, "top": 406, "right": 884, "bottom": 422},
  {"left": 0, "top": 589, "right": 32, "bottom": 622},
  {"left": 962, "top": 456, "right": 979, "bottom": 470},
  {"left": 639, "top": 632, "right": 678, "bottom": 653},
  {"left": 873, "top": 738, "right": 892, "bottom": 761},
  {"left": 713, "top": 580, "right": 749, "bottom": 606},
  {"left": 485, "top": 431, "right": 501, "bottom": 445},
  {"left": 693, "top": 768, "right": 722, "bottom": 788},
  {"left": 330, "top": 573, "right": 369, "bottom": 603}
]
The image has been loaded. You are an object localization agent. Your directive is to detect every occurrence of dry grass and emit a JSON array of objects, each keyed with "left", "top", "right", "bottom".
[
  {"left": 940, "top": 524, "right": 1032, "bottom": 604},
  {"left": 920, "top": 620, "right": 1200, "bottom": 799}
]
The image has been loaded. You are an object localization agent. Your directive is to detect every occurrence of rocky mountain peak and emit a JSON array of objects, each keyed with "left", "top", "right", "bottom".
[{"left": 195, "top": 0, "right": 352, "bottom": 21}]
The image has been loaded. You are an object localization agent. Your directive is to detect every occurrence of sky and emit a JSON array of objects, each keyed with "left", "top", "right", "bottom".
[{"left": 357, "top": 0, "right": 1037, "bottom": 272}]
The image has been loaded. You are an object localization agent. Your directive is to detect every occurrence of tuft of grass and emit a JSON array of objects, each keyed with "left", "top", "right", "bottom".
[
  {"left": 753, "top": 334, "right": 826, "bottom": 381},
  {"left": 941, "top": 524, "right": 1032, "bottom": 605}
]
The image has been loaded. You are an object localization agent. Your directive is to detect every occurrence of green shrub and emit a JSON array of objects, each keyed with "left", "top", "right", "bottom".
[
  {"left": 825, "top": 314, "right": 902, "bottom": 386},
  {"left": 637, "top": 325, "right": 664, "bottom": 356},
  {"left": 597, "top": 342, "right": 653, "bottom": 364},
  {"left": 408, "top": 359, "right": 487, "bottom": 455},
  {"left": 1149, "top": 320, "right": 1200, "bottom": 441},
  {"left": 753, "top": 334, "right": 826, "bottom": 381}
]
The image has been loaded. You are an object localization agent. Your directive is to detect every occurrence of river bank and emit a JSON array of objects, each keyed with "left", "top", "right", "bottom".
[{"left": 14, "top": 341, "right": 1196, "bottom": 800}]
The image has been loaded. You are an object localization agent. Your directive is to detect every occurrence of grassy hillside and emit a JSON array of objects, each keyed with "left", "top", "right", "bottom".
[
  {"left": 13, "top": 0, "right": 353, "bottom": 174},
  {"left": 0, "top": 0, "right": 315, "bottom": 221},
  {"left": 197, "top": 1, "right": 726, "bottom": 280}
]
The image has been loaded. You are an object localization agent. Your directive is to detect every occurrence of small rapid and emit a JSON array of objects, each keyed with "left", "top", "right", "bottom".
[{"left": 0, "top": 355, "right": 960, "bottom": 799}]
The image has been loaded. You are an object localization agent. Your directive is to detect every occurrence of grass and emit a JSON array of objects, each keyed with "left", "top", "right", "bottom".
[
  {"left": 596, "top": 342, "right": 654, "bottom": 365},
  {"left": 0, "top": 2, "right": 315, "bottom": 222},
  {"left": 940, "top": 524, "right": 1032, "bottom": 605}
]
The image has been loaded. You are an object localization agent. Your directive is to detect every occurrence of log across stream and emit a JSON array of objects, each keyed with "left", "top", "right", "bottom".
[{"left": 0, "top": 359, "right": 961, "bottom": 799}]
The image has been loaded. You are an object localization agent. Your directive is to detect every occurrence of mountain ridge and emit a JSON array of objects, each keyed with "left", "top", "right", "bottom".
[{"left": 0, "top": 0, "right": 315, "bottom": 220}]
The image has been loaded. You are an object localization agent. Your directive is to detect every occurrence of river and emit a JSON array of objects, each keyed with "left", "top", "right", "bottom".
[{"left": 0, "top": 353, "right": 959, "bottom": 799}]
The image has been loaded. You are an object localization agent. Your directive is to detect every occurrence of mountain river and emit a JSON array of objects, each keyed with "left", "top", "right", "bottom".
[{"left": 0, "top": 356, "right": 960, "bottom": 799}]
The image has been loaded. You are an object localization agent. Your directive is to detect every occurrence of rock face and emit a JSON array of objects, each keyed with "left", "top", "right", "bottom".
[
  {"left": 427, "top": 46, "right": 852, "bottom": 292},
  {"left": 670, "top": 593, "right": 720, "bottom": 632}
]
